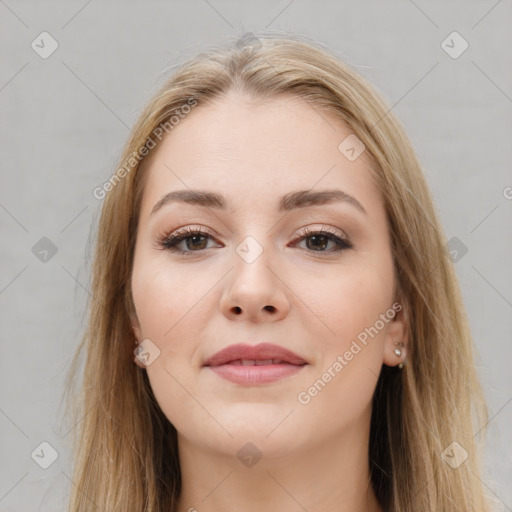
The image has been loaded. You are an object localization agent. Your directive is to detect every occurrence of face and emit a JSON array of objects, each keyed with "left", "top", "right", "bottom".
[{"left": 130, "top": 91, "right": 407, "bottom": 460}]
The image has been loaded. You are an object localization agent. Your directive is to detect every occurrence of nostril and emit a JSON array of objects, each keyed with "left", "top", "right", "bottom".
[
  {"left": 233, "top": 306, "right": 242, "bottom": 314},
  {"left": 264, "top": 305, "right": 276, "bottom": 312}
]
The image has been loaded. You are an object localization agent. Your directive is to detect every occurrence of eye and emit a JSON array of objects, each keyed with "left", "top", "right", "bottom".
[
  {"left": 291, "top": 226, "right": 352, "bottom": 254},
  {"left": 156, "top": 226, "right": 220, "bottom": 255},
  {"left": 156, "top": 225, "right": 352, "bottom": 256}
]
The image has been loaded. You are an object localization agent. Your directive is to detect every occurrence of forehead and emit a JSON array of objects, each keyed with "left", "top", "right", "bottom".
[{"left": 139, "top": 92, "right": 383, "bottom": 219}]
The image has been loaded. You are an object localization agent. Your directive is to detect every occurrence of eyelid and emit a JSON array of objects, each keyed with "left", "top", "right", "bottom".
[
  {"left": 158, "top": 223, "right": 349, "bottom": 241},
  {"left": 294, "top": 224, "right": 349, "bottom": 241}
]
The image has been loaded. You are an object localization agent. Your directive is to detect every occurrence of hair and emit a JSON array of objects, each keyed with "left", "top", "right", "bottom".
[{"left": 62, "top": 32, "right": 492, "bottom": 511}]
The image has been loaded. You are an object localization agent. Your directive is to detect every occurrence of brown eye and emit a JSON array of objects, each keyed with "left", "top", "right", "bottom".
[
  {"left": 292, "top": 228, "right": 352, "bottom": 254},
  {"left": 157, "top": 226, "right": 352, "bottom": 256},
  {"left": 182, "top": 234, "right": 209, "bottom": 251},
  {"left": 304, "top": 234, "right": 330, "bottom": 251},
  {"left": 157, "top": 227, "right": 220, "bottom": 255}
]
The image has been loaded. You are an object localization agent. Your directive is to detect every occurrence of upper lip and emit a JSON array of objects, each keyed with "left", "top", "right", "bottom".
[{"left": 203, "top": 343, "right": 308, "bottom": 367}]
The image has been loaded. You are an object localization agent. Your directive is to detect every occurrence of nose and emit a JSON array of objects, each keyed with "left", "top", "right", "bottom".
[{"left": 219, "top": 241, "right": 290, "bottom": 323}]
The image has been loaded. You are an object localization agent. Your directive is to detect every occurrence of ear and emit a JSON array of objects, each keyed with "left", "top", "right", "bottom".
[
  {"left": 129, "top": 309, "right": 146, "bottom": 369},
  {"left": 130, "top": 309, "right": 143, "bottom": 341},
  {"left": 382, "top": 300, "right": 409, "bottom": 368}
]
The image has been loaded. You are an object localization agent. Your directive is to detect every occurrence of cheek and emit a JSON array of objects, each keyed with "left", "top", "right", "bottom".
[
  {"left": 131, "top": 255, "right": 210, "bottom": 340},
  {"left": 293, "top": 265, "right": 393, "bottom": 426},
  {"left": 132, "top": 260, "right": 211, "bottom": 430},
  {"left": 131, "top": 253, "right": 220, "bottom": 381},
  {"left": 294, "top": 259, "right": 394, "bottom": 348}
]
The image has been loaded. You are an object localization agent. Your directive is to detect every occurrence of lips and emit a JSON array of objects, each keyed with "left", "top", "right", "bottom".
[
  {"left": 203, "top": 342, "right": 307, "bottom": 367},
  {"left": 203, "top": 342, "right": 308, "bottom": 385}
]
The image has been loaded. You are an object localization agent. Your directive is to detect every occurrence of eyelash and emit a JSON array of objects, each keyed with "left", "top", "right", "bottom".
[{"left": 156, "top": 225, "right": 353, "bottom": 256}]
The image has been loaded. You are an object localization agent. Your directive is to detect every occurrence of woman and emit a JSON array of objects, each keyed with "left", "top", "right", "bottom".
[{"left": 64, "top": 33, "right": 492, "bottom": 511}]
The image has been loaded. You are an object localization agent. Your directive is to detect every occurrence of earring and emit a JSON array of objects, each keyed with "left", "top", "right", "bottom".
[{"left": 394, "top": 341, "right": 406, "bottom": 369}]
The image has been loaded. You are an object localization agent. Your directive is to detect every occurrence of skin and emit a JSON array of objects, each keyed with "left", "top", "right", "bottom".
[{"left": 130, "top": 90, "right": 408, "bottom": 512}]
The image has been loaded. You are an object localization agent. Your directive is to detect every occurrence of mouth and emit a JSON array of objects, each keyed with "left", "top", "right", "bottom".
[
  {"left": 220, "top": 359, "right": 302, "bottom": 366},
  {"left": 203, "top": 343, "right": 308, "bottom": 385}
]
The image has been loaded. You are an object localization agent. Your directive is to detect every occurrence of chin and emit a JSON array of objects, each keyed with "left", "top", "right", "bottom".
[
  {"left": 210, "top": 409, "right": 304, "bottom": 448},
  {"left": 209, "top": 429, "right": 302, "bottom": 464}
]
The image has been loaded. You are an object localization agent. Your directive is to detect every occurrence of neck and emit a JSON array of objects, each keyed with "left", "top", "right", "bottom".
[{"left": 175, "top": 405, "right": 382, "bottom": 512}]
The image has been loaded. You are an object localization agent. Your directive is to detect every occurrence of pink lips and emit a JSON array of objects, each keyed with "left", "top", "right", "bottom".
[{"left": 203, "top": 342, "right": 308, "bottom": 385}]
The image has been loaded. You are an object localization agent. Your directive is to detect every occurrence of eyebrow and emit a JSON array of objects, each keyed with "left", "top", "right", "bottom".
[{"left": 150, "top": 189, "right": 367, "bottom": 216}]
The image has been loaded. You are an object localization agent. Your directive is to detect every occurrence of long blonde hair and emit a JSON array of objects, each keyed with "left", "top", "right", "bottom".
[{"left": 63, "top": 33, "right": 491, "bottom": 511}]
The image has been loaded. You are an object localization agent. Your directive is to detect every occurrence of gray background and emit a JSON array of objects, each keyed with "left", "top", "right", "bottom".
[{"left": 1, "top": 1, "right": 511, "bottom": 510}]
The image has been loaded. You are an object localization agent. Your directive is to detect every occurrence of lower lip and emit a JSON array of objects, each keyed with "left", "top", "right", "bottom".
[{"left": 206, "top": 363, "right": 306, "bottom": 384}]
